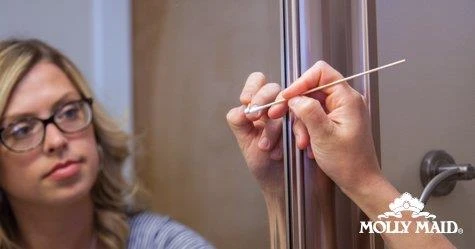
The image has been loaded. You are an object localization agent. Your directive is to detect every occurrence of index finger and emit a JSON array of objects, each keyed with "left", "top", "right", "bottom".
[
  {"left": 281, "top": 60, "right": 352, "bottom": 100},
  {"left": 240, "top": 72, "right": 267, "bottom": 105},
  {"left": 268, "top": 91, "right": 288, "bottom": 119}
]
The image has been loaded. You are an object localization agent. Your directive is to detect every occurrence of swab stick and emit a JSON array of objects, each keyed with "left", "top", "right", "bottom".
[{"left": 244, "top": 59, "right": 406, "bottom": 114}]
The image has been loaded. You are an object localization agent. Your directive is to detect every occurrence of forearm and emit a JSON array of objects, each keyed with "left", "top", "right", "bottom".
[
  {"left": 264, "top": 194, "right": 287, "bottom": 249},
  {"left": 342, "top": 173, "right": 455, "bottom": 249}
]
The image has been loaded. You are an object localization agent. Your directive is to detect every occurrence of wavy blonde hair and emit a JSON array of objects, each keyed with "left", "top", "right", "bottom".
[{"left": 0, "top": 39, "right": 140, "bottom": 249}]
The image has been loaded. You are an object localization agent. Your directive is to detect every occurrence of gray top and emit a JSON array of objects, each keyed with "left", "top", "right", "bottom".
[{"left": 127, "top": 212, "right": 215, "bottom": 249}]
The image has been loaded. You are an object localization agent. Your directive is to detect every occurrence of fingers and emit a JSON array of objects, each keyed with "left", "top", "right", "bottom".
[
  {"left": 246, "top": 83, "right": 281, "bottom": 121},
  {"left": 226, "top": 105, "right": 254, "bottom": 145},
  {"left": 240, "top": 72, "right": 267, "bottom": 105},
  {"left": 288, "top": 96, "right": 335, "bottom": 140},
  {"left": 293, "top": 118, "right": 309, "bottom": 150},
  {"left": 226, "top": 104, "right": 283, "bottom": 160},
  {"left": 258, "top": 118, "right": 282, "bottom": 151},
  {"left": 270, "top": 135, "right": 283, "bottom": 161},
  {"left": 267, "top": 91, "right": 288, "bottom": 119},
  {"left": 281, "top": 60, "right": 353, "bottom": 102}
]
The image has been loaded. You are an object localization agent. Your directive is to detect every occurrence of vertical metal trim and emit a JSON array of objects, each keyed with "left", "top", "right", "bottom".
[
  {"left": 279, "top": 2, "right": 291, "bottom": 248},
  {"left": 290, "top": 3, "right": 305, "bottom": 247},
  {"left": 351, "top": 2, "right": 373, "bottom": 249},
  {"left": 283, "top": 0, "right": 383, "bottom": 248},
  {"left": 351, "top": 0, "right": 370, "bottom": 92},
  {"left": 366, "top": 0, "right": 381, "bottom": 168},
  {"left": 281, "top": 0, "right": 304, "bottom": 248},
  {"left": 299, "top": 1, "right": 338, "bottom": 249},
  {"left": 366, "top": 0, "right": 383, "bottom": 247},
  {"left": 351, "top": 0, "right": 383, "bottom": 248},
  {"left": 361, "top": 0, "right": 371, "bottom": 99}
]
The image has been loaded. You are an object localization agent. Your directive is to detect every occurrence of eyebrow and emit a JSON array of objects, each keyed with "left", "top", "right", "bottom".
[{"left": 1, "top": 92, "right": 82, "bottom": 126}]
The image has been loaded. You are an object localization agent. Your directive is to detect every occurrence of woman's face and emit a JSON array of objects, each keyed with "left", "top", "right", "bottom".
[{"left": 0, "top": 61, "right": 99, "bottom": 206}]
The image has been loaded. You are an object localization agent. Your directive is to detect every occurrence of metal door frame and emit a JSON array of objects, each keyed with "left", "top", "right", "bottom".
[{"left": 280, "top": 1, "right": 383, "bottom": 248}]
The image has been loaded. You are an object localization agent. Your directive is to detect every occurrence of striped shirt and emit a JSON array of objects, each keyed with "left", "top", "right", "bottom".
[{"left": 127, "top": 212, "right": 215, "bottom": 249}]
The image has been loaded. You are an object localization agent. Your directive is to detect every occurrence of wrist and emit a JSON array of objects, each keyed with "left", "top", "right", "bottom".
[
  {"left": 339, "top": 153, "right": 383, "bottom": 198},
  {"left": 341, "top": 172, "right": 400, "bottom": 221},
  {"left": 340, "top": 170, "right": 384, "bottom": 199}
]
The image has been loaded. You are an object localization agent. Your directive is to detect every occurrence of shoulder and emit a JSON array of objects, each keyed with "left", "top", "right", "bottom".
[{"left": 127, "top": 211, "right": 215, "bottom": 249}]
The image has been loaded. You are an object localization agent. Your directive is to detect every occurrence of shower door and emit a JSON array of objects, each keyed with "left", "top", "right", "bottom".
[{"left": 133, "top": 1, "right": 282, "bottom": 248}]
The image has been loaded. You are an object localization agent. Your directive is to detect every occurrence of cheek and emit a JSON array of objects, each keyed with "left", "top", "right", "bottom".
[
  {"left": 68, "top": 126, "right": 100, "bottom": 176},
  {"left": 0, "top": 146, "right": 37, "bottom": 176},
  {"left": 80, "top": 127, "right": 100, "bottom": 170},
  {"left": 0, "top": 149, "right": 43, "bottom": 196}
]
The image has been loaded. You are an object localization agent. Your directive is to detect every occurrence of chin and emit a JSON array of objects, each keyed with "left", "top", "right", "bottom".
[{"left": 44, "top": 170, "right": 98, "bottom": 206}]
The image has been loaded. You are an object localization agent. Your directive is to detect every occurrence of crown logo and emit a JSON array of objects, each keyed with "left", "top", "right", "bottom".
[{"left": 377, "top": 192, "right": 436, "bottom": 220}]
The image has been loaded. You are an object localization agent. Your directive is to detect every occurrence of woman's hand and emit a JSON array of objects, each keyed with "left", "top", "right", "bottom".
[
  {"left": 228, "top": 61, "right": 455, "bottom": 249},
  {"left": 226, "top": 72, "right": 285, "bottom": 198},
  {"left": 268, "top": 61, "right": 383, "bottom": 195},
  {"left": 267, "top": 60, "right": 455, "bottom": 249}
]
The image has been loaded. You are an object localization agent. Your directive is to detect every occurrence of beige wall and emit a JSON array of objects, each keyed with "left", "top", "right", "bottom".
[
  {"left": 133, "top": 1, "right": 280, "bottom": 248},
  {"left": 377, "top": 1, "right": 475, "bottom": 248}
]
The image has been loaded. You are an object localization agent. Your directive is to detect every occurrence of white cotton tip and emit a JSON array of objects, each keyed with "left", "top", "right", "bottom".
[
  {"left": 244, "top": 106, "right": 251, "bottom": 114},
  {"left": 244, "top": 105, "right": 261, "bottom": 114}
]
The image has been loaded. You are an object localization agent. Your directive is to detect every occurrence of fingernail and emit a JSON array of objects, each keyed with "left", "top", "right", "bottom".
[
  {"left": 258, "top": 137, "right": 270, "bottom": 150},
  {"left": 288, "top": 97, "right": 303, "bottom": 107}
]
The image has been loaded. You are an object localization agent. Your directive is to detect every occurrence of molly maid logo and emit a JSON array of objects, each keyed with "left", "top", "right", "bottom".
[{"left": 360, "top": 192, "right": 463, "bottom": 234}]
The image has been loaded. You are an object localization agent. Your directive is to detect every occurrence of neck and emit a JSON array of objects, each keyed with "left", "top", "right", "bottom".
[{"left": 8, "top": 195, "right": 96, "bottom": 249}]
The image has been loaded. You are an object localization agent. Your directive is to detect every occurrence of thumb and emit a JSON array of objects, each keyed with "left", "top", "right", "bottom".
[{"left": 288, "top": 96, "right": 334, "bottom": 140}]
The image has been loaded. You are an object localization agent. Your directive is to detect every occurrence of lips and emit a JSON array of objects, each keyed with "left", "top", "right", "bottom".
[{"left": 44, "top": 158, "right": 83, "bottom": 180}]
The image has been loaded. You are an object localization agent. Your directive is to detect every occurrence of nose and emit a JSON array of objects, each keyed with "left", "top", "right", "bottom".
[{"left": 42, "top": 123, "right": 68, "bottom": 154}]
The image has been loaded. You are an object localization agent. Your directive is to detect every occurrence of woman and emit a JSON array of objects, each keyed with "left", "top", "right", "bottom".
[
  {"left": 227, "top": 61, "right": 456, "bottom": 248},
  {"left": 0, "top": 39, "right": 214, "bottom": 249}
]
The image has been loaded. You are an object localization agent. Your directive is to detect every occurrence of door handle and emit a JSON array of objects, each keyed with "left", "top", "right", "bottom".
[{"left": 419, "top": 150, "right": 475, "bottom": 205}]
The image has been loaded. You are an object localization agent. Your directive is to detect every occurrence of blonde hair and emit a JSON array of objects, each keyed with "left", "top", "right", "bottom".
[{"left": 0, "top": 39, "right": 140, "bottom": 249}]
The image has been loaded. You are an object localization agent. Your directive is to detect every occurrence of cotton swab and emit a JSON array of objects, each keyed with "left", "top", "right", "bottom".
[{"left": 244, "top": 59, "right": 406, "bottom": 114}]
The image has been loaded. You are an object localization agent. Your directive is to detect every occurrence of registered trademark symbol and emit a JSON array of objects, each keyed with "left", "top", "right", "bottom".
[{"left": 458, "top": 228, "right": 463, "bottom": 234}]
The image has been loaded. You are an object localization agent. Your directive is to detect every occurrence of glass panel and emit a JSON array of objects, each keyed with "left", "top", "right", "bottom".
[{"left": 133, "top": 1, "right": 283, "bottom": 249}]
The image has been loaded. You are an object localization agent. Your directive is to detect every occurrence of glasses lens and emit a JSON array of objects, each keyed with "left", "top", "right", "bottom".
[
  {"left": 1, "top": 118, "right": 44, "bottom": 152},
  {"left": 54, "top": 100, "right": 92, "bottom": 132}
]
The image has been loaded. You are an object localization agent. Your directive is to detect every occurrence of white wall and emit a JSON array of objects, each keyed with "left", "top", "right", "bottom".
[{"left": 0, "top": 0, "right": 132, "bottom": 132}]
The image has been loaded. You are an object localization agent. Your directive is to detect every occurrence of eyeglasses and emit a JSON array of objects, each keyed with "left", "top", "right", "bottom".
[{"left": 0, "top": 98, "right": 93, "bottom": 153}]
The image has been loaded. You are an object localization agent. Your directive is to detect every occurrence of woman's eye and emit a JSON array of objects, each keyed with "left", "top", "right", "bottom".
[
  {"left": 58, "top": 105, "right": 80, "bottom": 120},
  {"left": 8, "top": 123, "right": 35, "bottom": 139}
]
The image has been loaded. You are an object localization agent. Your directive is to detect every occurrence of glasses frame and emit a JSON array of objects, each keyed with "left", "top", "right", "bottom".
[{"left": 0, "top": 97, "right": 94, "bottom": 153}]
